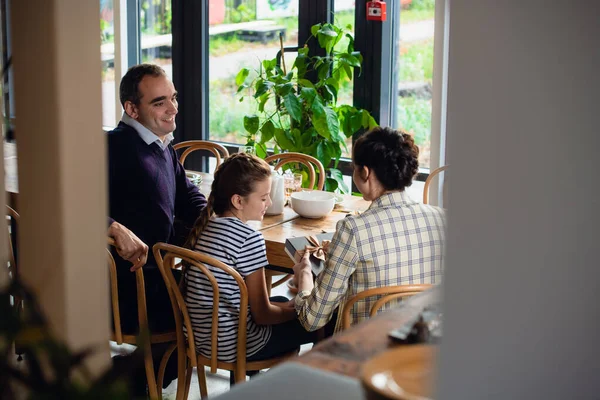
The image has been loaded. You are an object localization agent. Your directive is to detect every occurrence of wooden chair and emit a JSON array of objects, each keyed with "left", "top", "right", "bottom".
[
  {"left": 153, "top": 242, "right": 298, "bottom": 399},
  {"left": 173, "top": 140, "right": 230, "bottom": 171},
  {"left": 264, "top": 152, "right": 325, "bottom": 191},
  {"left": 6, "top": 206, "right": 25, "bottom": 360},
  {"left": 6, "top": 206, "right": 19, "bottom": 285},
  {"left": 107, "top": 238, "right": 178, "bottom": 400},
  {"left": 341, "top": 284, "right": 432, "bottom": 330},
  {"left": 423, "top": 165, "right": 449, "bottom": 205},
  {"left": 263, "top": 153, "right": 326, "bottom": 292}
]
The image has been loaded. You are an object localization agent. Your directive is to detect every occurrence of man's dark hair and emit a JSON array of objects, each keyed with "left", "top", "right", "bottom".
[
  {"left": 119, "top": 64, "right": 166, "bottom": 107},
  {"left": 353, "top": 126, "right": 420, "bottom": 191}
]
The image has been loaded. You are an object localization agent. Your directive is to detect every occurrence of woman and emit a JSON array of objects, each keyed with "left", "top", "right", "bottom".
[{"left": 293, "top": 127, "right": 446, "bottom": 332}]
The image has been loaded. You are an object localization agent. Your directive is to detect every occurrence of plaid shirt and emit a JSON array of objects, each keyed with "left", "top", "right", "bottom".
[{"left": 295, "top": 191, "right": 446, "bottom": 332}]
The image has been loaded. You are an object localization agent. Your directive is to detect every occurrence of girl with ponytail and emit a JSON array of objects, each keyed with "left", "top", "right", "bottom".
[{"left": 183, "top": 153, "right": 320, "bottom": 365}]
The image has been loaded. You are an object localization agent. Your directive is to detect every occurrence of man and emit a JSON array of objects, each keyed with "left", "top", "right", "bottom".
[{"left": 107, "top": 64, "right": 207, "bottom": 394}]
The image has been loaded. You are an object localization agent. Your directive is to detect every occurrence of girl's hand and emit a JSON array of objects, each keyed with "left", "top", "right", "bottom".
[{"left": 293, "top": 249, "right": 312, "bottom": 276}]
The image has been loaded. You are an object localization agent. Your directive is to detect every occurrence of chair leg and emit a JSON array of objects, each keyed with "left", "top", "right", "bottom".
[
  {"left": 144, "top": 345, "right": 159, "bottom": 400},
  {"left": 229, "top": 370, "right": 235, "bottom": 386},
  {"left": 198, "top": 365, "right": 208, "bottom": 399},
  {"left": 183, "top": 365, "right": 193, "bottom": 400},
  {"left": 157, "top": 343, "right": 177, "bottom": 394}
]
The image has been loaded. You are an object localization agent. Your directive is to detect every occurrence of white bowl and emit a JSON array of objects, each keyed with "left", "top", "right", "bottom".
[{"left": 290, "top": 190, "right": 336, "bottom": 218}]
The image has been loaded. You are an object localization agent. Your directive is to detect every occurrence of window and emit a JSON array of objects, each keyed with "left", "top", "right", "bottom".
[
  {"left": 207, "top": 0, "right": 299, "bottom": 146},
  {"left": 140, "top": 0, "right": 173, "bottom": 77},
  {"left": 100, "top": 0, "right": 116, "bottom": 126},
  {"left": 395, "top": 0, "right": 436, "bottom": 169}
]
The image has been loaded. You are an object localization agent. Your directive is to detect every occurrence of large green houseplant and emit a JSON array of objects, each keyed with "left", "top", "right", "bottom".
[{"left": 235, "top": 22, "right": 378, "bottom": 193}]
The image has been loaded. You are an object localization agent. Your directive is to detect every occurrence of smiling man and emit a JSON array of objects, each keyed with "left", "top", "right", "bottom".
[{"left": 107, "top": 64, "right": 207, "bottom": 395}]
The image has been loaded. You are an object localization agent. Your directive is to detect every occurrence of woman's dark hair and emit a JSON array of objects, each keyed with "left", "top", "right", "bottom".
[
  {"left": 353, "top": 126, "right": 419, "bottom": 191},
  {"left": 119, "top": 63, "right": 166, "bottom": 107},
  {"left": 184, "top": 153, "right": 272, "bottom": 249}
]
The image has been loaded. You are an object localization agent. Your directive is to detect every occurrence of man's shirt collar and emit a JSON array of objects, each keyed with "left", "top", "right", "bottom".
[{"left": 121, "top": 113, "right": 174, "bottom": 150}]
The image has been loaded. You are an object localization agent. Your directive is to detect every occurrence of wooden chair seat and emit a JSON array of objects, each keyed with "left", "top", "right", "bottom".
[
  {"left": 173, "top": 140, "right": 230, "bottom": 171},
  {"left": 341, "top": 284, "right": 433, "bottom": 330},
  {"left": 263, "top": 153, "right": 327, "bottom": 293},
  {"left": 423, "top": 165, "right": 449, "bottom": 205},
  {"left": 153, "top": 243, "right": 298, "bottom": 399},
  {"left": 107, "top": 239, "right": 178, "bottom": 399}
]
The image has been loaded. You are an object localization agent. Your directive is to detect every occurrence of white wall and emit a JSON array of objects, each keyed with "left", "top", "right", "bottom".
[
  {"left": 438, "top": 1, "right": 600, "bottom": 398},
  {"left": 12, "top": 0, "right": 110, "bottom": 373}
]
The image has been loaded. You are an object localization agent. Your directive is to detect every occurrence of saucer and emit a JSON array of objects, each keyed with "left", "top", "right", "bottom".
[{"left": 361, "top": 345, "right": 437, "bottom": 400}]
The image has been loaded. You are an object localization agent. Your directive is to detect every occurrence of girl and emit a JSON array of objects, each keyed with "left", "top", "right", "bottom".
[{"left": 183, "top": 153, "right": 318, "bottom": 364}]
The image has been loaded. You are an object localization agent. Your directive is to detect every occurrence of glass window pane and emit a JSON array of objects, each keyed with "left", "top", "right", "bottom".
[
  {"left": 140, "top": 0, "right": 173, "bottom": 79},
  {"left": 100, "top": 0, "right": 116, "bottom": 127},
  {"left": 208, "top": 0, "right": 298, "bottom": 146},
  {"left": 396, "top": 0, "right": 435, "bottom": 169},
  {"left": 334, "top": 0, "right": 355, "bottom": 158}
]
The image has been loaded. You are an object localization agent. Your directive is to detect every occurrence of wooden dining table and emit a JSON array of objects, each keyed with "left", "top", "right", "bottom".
[
  {"left": 192, "top": 171, "right": 371, "bottom": 272},
  {"left": 292, "top": 285, "right": 441, "bottom": 379}
]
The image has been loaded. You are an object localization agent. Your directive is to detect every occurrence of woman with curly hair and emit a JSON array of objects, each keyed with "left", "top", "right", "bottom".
[{"left": 293, "top": 127, "right": 447, "bottom": 332}]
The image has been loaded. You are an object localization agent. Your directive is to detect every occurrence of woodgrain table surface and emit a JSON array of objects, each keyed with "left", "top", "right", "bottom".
[{"left": 292, "top": 286, "right": 441, "bottom": 378}]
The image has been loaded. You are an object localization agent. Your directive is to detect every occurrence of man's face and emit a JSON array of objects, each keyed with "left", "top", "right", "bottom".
[{"left": 125, "top": 74, "right": 178, "bottom": 138}]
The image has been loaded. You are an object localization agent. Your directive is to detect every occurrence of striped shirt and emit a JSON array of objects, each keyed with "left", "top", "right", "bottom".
[
  {"left": 295, "top": 191, "right": 446, "bottom": 332},
  {"left": 184, "top": 217, "right": 271, "bottom": 362}
]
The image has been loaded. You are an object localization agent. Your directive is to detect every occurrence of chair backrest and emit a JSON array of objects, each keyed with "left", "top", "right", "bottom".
[
  {"left": 153, "top": 242, "right": 249, "bottom": 374},
  {"left": 264, "top": 152, "right": 325, "bottom": 190},
  {"left": 423, "top": 165, "right": 449, "bottom": 205},
  {"left": 341, "top": 284, "right": 432, "bottom": 330},
  {"left": 107, "top": 238, "right": 150, "bottom": 344},
  {"left": 6, "top": 206, "right": 19, "bottom": 281},
  {"left": 173, "top": 140, "right": 230, "bottom": 170}
]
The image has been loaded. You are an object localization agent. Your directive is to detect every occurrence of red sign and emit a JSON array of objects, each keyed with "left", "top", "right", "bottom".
[{"left": 366, "top": 1, "right": 387, "bottom": 22}]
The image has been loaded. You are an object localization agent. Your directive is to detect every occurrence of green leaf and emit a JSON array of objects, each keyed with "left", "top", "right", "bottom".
[
  {"left": 311, "top": 24, "right": 320, "bottom": 37},
  {"left": 283, "top": 93, "right": 302, "bottom": 122},
  {"left": 325, "top": 177, "right": 339, "bottom": 193},
  {"left": 340, "top": 53, "right": 361, "bottom": 67},
  {"left": 291, "top": 128, "right": 302, "bottom": 145},
  {"left": 343, "top": 64, "right": 353, "bottom": 80},
  {"left": 258, "top": 92, "right": 270, "bottom": 113},
  {"left": 297, "top": 79, "right": 315, "bottom": 88},
  {"left": 243, "top": 115, "right": 259, "bottom": 135},
  {"left": 329, "top": 168, "right": 349, "bottom": 193},
  {"left": 256, "top": 143, "right": 268, "bottom": 158},
  {"left": 260, "top": 120, "right": 275, "bottom": 143},
  {"left": 316, "top": 141, "right": 332, "bottom": 169},
  {"left": 254, "top": 79, "right": 274, "bottom": 98},
  {"left": 317, "top": 61, "right": 331, "bottom": 80},
  {"left": 300, "top": 127, "right": 315, "bottom": 147},
  {"left": 235, "top": 68, "right": 249, "bottom": 86},
  {"left": 368, "top": 115, "right": 378, "bottom": 129},
  {"left": 236, "top": 84, "right": 248, "bottom": 94},
  {"left": 300, "top": 87, "right": 317, "bottom": 106},
  {"left": 274, "top": 128, "right": 296, "bottom": 151},
  {"left": 312, "top": 100, "right": 340, "bottom": 141},
  {"left": 325, "top": 77, "right": 339, "bottom": 92}
]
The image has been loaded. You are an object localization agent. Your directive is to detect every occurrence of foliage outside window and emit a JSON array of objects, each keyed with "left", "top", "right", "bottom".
[{"left": 236, "top": 23, "right": 377, "bottom": 193}]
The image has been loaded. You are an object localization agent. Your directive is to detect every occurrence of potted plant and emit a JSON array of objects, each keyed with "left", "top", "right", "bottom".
[{"left": 235, "top": 22, "right": 378, "bottom": 193}]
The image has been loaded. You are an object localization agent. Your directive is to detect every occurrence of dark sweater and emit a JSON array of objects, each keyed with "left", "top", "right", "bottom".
[{"left": 108, "top": 121, "right": 207, "bottom": 269}]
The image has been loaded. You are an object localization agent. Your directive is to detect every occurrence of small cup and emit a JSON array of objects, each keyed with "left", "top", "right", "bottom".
[{"left": 293, "top": 172, "right": 303, "bottom": 191}]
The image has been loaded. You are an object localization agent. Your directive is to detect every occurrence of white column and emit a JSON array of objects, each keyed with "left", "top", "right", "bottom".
[
  {"left": 438, "top": 1, "right": 600, "bottom": 398},
  {"left": 12, "top": 0, "right": 110, "bottom": 374}
]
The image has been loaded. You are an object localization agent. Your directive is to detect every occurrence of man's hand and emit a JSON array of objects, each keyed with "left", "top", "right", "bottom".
[{"left": 108, "top": 221, "right": 148, "bottom": 272}]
